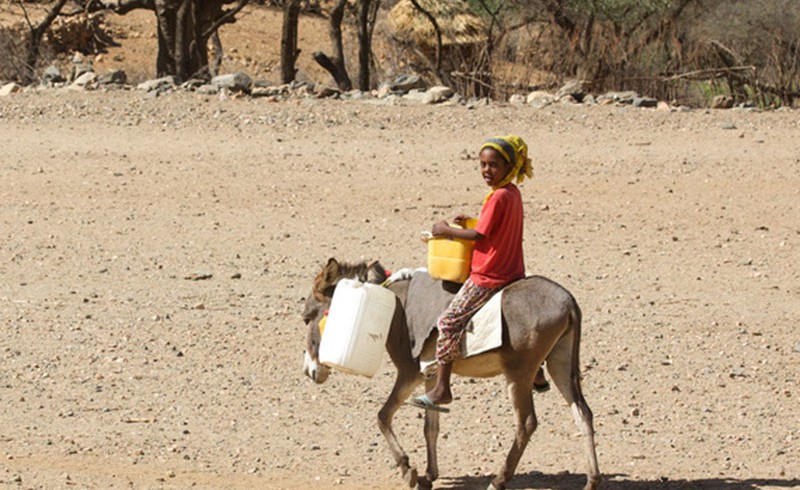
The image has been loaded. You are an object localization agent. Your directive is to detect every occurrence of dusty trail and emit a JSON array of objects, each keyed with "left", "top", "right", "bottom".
[{"left": 1, "top": 90, "right": 798, "bottom": 489}]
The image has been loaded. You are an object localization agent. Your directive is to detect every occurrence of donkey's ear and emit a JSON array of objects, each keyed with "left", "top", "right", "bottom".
[
  {"left": 366, "top": 260, "right": 388, "bottom": 284},
  {"left": 313, "top": 258, "right": 340, "bottom": 301},
  {"left": 321, "top": 258, "right": 341, "bottom": 287}
]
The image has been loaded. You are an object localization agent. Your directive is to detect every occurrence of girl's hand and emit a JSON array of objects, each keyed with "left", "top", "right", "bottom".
[
  {"left": 453, "top": 214, "right": 470, "bottom": 227},
  {"left": 431, "top": 220, "right": 450, "bottom": 237}
]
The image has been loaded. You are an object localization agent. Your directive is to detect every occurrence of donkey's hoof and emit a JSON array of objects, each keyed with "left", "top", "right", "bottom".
[
  {"left": 416, "top": 476, "right": 433, "bottom": 490},
  {"left": 402, "top": 466, "right": 418, "bottom": 488},
  {"left": 583, "top": 475, "right": 601, "bottom": 490}
]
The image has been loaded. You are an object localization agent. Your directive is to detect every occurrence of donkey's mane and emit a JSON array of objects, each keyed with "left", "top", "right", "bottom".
[
  {"left": 312, "top": 259, "right": 386, "bottom": 301},
  {"left": 335, "top": 260, "right": 373, "bottom": 279}
]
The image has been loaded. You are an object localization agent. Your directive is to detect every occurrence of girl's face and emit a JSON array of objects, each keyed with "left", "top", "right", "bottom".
[{"left": 479, "top": 148, "right": 513, "bottom": 187}]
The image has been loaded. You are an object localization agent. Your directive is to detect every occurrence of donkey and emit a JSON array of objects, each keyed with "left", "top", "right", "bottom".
[{"left": 302, "top": 258, "right": 600, "bottom": 490}]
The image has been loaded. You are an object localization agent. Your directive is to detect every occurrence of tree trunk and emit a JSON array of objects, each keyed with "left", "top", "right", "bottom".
[
  {"left": 209, "top": 30, "right": 223, "bottom": 77},
  {"left": 409, "top": 0, "right": 441, "bottom": 75},
  {"left": 21, "top": 0, "right": 70, "bottom": 85},
  {"left": 280, "top": 0, "right": 300, "bottom": 83},
  {"left": 356, "top": 0, "right": 370, "bottom": 91},
  {"left": 84, "top": 0, "right": 247, "bottom": 82},
  {"left": 153, "top": 0, "right": 248, "bottom": 82},
  {"left": 313, "top": 0, "right": 351, "bottom": 90}
]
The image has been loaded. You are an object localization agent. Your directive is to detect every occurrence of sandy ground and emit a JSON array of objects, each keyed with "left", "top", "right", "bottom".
[{"left": 1, "top": 89, "right": 799, "bottom": 490}]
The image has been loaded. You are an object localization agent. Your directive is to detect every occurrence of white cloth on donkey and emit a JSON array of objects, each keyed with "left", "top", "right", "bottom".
[{"left": 419, "top": 289, "right": 504, "bottom": 376}]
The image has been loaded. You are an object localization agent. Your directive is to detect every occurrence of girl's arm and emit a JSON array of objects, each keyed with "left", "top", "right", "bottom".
[{"left": 431, "top": 220, "right": 484, "bottom": 241}]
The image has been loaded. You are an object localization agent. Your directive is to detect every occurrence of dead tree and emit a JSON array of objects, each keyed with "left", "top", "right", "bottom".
[
  {"left": 356, "top": 0, "right": 378, "bottom": 91},
  {"left": 85, "top": 0, "right": 249, "bottom": 82},
  {"left": 280, "top": 0, "right": 300, "bottom": 83},
  {"left": 19, "top": 0, "right": 70, "bottom": 85},
  {"left": 312, "top": 0, "right": 352, "bottom": 90}
]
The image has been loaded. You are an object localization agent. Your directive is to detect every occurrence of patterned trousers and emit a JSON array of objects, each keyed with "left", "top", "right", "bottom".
[{"left": 435, "top": 278, "right": 501, "bottom": 363}]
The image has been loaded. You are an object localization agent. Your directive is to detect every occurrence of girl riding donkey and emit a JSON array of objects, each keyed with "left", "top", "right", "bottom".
[{"left": 410, "top": 135, "right": 549, "bottom": 413}]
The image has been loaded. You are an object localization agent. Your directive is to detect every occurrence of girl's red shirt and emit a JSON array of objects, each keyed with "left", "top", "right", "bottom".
[{"left": 470, "top": 184, "right": 525, "bottom": 288}]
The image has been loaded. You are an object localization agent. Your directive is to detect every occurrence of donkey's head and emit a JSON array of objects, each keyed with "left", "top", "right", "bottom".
[{"left": 302, "top": 258, "right": 388, "bottom": 383}]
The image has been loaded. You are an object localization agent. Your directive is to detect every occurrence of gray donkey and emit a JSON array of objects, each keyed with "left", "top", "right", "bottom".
[{"left": 302, "top": 258, "right": 600, "bottom": 490}]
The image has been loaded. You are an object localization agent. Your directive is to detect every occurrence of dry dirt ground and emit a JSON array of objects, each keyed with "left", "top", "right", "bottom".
[
  {"left": 2, "top": 90, "right": 799, "bottom": 490},
  {"left": 1, "top": 5, "right": 800, "bottom": 490}
]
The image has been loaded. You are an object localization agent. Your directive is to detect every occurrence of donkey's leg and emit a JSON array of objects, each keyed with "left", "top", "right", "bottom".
[
  {"left": 416, "top": 378, "right": 440, "bottom": 490},
  {"left": 490, "top": 369, "right": 537, "bottom": 490},
  {"left": 546, "top": 330, "right": 601, "bottom": 490},
  {"left": 378, "top": 371, "right": 424, "bottom": 488}
]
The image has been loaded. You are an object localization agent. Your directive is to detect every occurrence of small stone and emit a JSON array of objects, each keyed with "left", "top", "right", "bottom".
[
  {"left": 387, "top": 74, "right": 426, "bottom": 93},
  {"left": 184, "top": 272, "right": 213, "bottom": 281},
  {"left": 97, "top": 69, "right": 127, "bottom": 86},
  {"left": 315, "top": 85, "right": 340, "bottom": 98},
  {"left": 711, "top": 94, "right": 734, "bottom": 109},
  {"left": 526, "top": 90, "right": 555, "bottom": 108},
  {"left": 632, "top": 97, "right": 658, "bottom": 108},
  {"left": 42, "top": 65, "right": 64, "bottom": 85},
  {"left": 211, "top": 72, "right": 253, "bottom": 92},
  {"left": 556, "top": 79, "right": 587, "bottom": 102},
  {"left": 508, "top": 93, "right": 526, "bottom": 105},
  {"left": 137, "top": 76, "right": 176, "bottom": 93},
  {"left": 0, "top": 82, "right": 21, "bottom": 96},
  {"left": 71, "top": 71, "right": 97, "bottom": 88}
]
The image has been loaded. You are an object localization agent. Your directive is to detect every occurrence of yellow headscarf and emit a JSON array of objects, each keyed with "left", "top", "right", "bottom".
[{"left": 479, "top": 135, "right": 533, "bottom": 204}]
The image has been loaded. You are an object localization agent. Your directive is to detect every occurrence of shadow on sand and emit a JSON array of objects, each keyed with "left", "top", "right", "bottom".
[{"left": 434, "top": 472, "right": 800, "bottom": 490}]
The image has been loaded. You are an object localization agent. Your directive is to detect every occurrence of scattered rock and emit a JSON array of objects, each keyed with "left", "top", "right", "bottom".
[
  {"left": 403, "top": 86, "right": 454, "bottom": 104},
  {"left": 720, "top": 122, "right": 737, "bottom": 130},
  {"left": 386, "top": 74, "right": 426, "bottom": 93},
  {"left": 42, "top": 65, "right": 65, "bottom": 86},
  {"left": 598, "top": 90, "right": 639, "bottom": 104},
  {"left": 559, "top": 94, "right": 578, "bottom": 104},
  {"left": 556, "top": 79, "right": 587, "bottom": 102},
  {"left": 211, "top": 72, "right": 253, "bottom": 93},
  {"left": 68, "top": 53, "right": 94, "bottom": 83},
  {"left": 632, "top": 97, "right": 658, "bottom": 108},
  {"left": 196, "top": 84, "right": 219, "bottom": 95},
  {"left": 508, "top": 93, "right": 526, "bottom": 105},
  {"left": 423, "top": 86, "right": 454, "bottom": 104},
  {"left": 71, "top": 71, "right": 97, "bottom": 89},
  {"left": 315, "top": 85, "right": 340, "bottom": 99},
  {"left": 96, "top": 69, "right": 127, "bottom": 86},
  {"left": 184, "top": 272, "right": 213, "bottom": 281},
  {"left": 657, "top": 101, "right": 672, "bottom": 111},
  {"left": 526, "top": 91, "right": 555, "bottom": 108},
  {"left": 181, "top": 79, "right": 206, "bottom": 90},
  {"left": 0, "top": 82, "right": 21, "bottom": 96},
  {"left": 137, "top": 76, "right": 176, "bottom": 93},
  {"left": 711, "top": 94, "right": 734, "bottom": 109}
]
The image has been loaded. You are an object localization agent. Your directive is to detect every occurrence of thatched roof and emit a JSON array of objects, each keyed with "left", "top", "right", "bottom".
[{"left": 387, "top": 0, "right": 487, "bottom": 47}]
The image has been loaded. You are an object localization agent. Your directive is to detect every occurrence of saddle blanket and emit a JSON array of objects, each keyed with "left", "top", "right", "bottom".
[
  {"left": 419, "top": 290, "right": 503, "bottom": 375},
  {"left": 383, "top": 268, "right": 504, "bottom": 375}
]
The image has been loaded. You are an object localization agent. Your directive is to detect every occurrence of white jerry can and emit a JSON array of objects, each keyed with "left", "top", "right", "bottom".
[{"left": 319, "top": 278, "right": 397, "bottom": 377}]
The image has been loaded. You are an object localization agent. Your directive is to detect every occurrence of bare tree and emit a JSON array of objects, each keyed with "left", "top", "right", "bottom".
[
  {"left": 312, "top": 0, "right": 351, "bottom": 90},
  {"left": 18, "top": 0, "right": 70, "bottom": 84},
  {"left": 280, "top": 0, "right": 300, "bottom": 82},
  {"left": 86, "top": 0, "right": 250, "bottom": 82},
  {"left": 355, "top": 0, "right": 378, "bottom": 91}
]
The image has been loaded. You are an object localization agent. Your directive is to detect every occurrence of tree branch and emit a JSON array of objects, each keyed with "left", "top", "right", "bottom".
[
  {"left": 83, "top": 0, "right": 155, "bottom": 15},
  {"left": 201, "top": 0, "right": 250, "bottom": 40}
]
